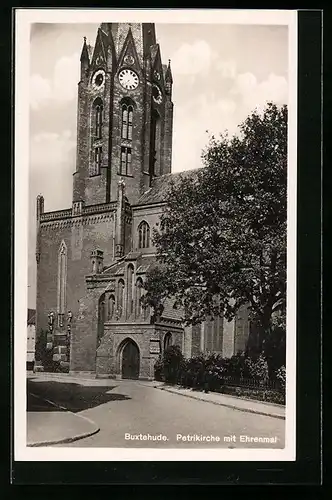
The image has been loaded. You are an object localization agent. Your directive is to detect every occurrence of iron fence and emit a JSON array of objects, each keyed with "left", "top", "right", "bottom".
[{"left": 220, "top": 376, "right": 281, "bottom": 391}]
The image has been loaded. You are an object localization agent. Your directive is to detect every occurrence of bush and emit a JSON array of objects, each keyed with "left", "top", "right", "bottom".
[
  {"left": 154, "top": 347, "right": 285, "bottom": 404},
  {"left": 275, "top": 365, "right": 286, "bottom": 390},
  {"left": 244, "top": 354, "right": 269, "bottom": 383},
  {"left": 154, "top": 356, "right": 163, "bottom": 381},
  {"left": 219, "top": 385, "right": 285, "bottom": 405},
  {"left": 161, "top": 345, "right": 184, "bottom": 384}
]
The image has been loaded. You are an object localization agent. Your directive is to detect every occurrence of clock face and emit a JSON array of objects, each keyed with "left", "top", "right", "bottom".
[
  {"left": 152, "top": 84, "right": 163, "bottom": 104},
  {"left": 92, "top": 69, "right": 105, "bottom": 90},
  {"left": 118, "top": 69, "right": 139, "bottom": 90}
]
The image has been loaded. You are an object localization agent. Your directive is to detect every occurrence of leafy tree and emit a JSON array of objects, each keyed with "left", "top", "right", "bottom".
[
  {"left": 262, "top": 324, "right": 286, "bottom": 378},
  {"left": 143, "top": 103, "right": 287, "bottom": 350}
]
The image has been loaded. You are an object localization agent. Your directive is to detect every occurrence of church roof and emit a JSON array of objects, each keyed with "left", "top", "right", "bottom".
[
  {"left": 135, "top": 169, "right": 200, "bottom": 206},
  {"left": 160, "top": 297, "right": 184, "bottom": 322},
  {"left": 103, "top": 254, "right": 156, "bottom": 277}
]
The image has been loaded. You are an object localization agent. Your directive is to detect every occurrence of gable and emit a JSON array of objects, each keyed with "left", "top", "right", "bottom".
[
  {"left": 91, "top": 28, "right": 107, "bottom": 69},
  {"left": 117, "top": 27, "right": 142, "bottom": 74}
]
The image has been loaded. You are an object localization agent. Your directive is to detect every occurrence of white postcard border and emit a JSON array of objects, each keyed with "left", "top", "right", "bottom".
[{"left": 14, "top": 8, "right": 297, "bottom": 462}]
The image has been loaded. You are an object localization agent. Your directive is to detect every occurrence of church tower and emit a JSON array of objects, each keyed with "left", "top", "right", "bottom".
[{"left": 73, "top": 22, "right": 174, "bottom": 206}]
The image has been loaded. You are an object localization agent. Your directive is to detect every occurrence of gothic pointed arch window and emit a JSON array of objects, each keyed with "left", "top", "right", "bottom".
[
  {"left": 135, "top": 277, "right": 144, "bottom": 318},
  {"left": 117, "top": 279, "right": 125, "bottom": 319},
  {"left": 120, "top": 99, "right": 134, "bottom": 177},
  {"left": 120, "top": 146, "right": 132, "bottom": 176},
  {"left": 91, "top": 146, "right": 102, "bottom": 176},
  {"left": 57, "top": 241, "right": 67, "bottom": 327},
  {"left": 93, "top": 97, "right": 103, "bottom": 140},
  {"left": 90, "top": 98, "right": 103, "bottom": 177},
  {"left": 126, "top": 264, "right": 135, "bottom": 317},
  {"left": 138, "top": 221, "right": 150, "bottom": 249},
  {"left": 164, "top": 332, "right": 173, "bottom": 351},
  {"left": 121, "top": 102, "right": 134, "bottom": 140},
  {"left": 108, "top": 294, "right": 115, "bottom": 320}
]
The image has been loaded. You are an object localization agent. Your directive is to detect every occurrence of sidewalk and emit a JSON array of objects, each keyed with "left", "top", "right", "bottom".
[
  {"left": 140, "top": 381, "right": 285, "bottom": 420},
  {"left": 27, "top": 390, "right": 100, "bottom": 447}
]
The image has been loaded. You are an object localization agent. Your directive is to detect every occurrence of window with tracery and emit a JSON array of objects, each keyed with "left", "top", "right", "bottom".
[
  {"left": 121, "top": 104, "right": 133, "bottom": 140},
  {"left": 89, "top": 98, "right": 103, "bottom": 177},
  {"left": 120, "top": 146, "right": 132, "bottom": 176},
  {"left": 120, "top": 101, "right": 134, "bottom": 176},
  {"left": 138, "top": 221, "right": 150, "bottom": 249},
  {"left": 95, "top": 102, "right": 103, "bottom": 139},
  {"left": 90, "top": 146, "right": 102, "bottom": 176}
]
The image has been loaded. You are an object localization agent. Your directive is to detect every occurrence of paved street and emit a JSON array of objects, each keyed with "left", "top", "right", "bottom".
[{"left": 28, "top": 377, "right": 285, "bottom": 449}]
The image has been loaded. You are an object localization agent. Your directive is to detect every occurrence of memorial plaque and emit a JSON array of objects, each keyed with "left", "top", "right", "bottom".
[{"left": 150, "top": 341, "right": 161, "bottom": 354}]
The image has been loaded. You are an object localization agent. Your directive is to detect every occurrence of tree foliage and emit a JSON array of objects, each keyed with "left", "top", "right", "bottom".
[{"left": 143, "top": 102, "right": 287, "bottom": 345}]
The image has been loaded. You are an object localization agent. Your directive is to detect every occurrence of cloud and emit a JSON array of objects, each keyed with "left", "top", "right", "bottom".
[
  {"left": 170, "top": 40, "right": 214, "bottom": 76},
  {"left": 30, "top": 74, "right": 52, "bottom": 110},
  {"left": 216, "top": 59, "right": 237, "bottom": 79},
  {"left": 172, "top": 94, "right": 239, "bottom": 173},
  {"left": 30, "top": 52, "right": 80, "bottom": 110},
  {"left": 217, "top": 98, "right": 237, "bottom": 115},
  {"left": 53, "top": 53, "right": 80, "bottom": 102},
  {"left": 30, "top": 130, "right": 75, "bottom": 210},
  {"left": 230, "top": 72, "right": 288, "bottom": 113},
  {"left": 30, "top": 130, "right": 75, "bottom": 168},
  {"left": 172, "top": 70, "right": 288, "bottom": 174}
]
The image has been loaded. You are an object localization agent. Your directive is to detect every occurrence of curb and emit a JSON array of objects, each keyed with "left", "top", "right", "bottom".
[
  {"left": 28, "top": 373, "right": 115, "bottom": 385},
  {"left": 158, "top": 386, "right": 285, "bottom": 420},
  {"left": 27, "top": 392, "right": 100, "bottom": 447},
  {"left": 28, "top": 373, "right": 98, "bottom": 383}
]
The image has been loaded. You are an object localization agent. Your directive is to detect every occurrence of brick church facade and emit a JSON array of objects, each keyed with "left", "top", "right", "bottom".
[{"left": 35, "top": 22, "right": 251, "bottom": 379}]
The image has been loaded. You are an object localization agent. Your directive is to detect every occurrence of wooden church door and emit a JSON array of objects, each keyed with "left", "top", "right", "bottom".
[{"left": 122, "top": 340, "right": 140, "bottom": 379}]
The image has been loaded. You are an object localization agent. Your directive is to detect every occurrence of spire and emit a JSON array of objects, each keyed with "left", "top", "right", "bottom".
[
  {"left": 165, "top": 59, "right": 173, "bottom": 98},
  {"left": 165, "top": 59, "right": 173, "bottom": 83},
  {"left": 80, "top": 36, "right": 89, "bottom": 63}
]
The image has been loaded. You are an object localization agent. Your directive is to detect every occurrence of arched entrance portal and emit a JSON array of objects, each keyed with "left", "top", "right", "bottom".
[{"left": 121, "top": 339, "right": 140, "bottom": 379}]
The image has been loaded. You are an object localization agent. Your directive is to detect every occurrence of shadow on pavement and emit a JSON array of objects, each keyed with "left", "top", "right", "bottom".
[{"left": 27, "top": 378, "right": 131, "bottom": 413}]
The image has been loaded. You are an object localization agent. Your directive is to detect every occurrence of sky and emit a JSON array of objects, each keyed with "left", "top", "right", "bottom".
[{"left": 28, "top": 21, "right": 288, "bottom": 308}]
